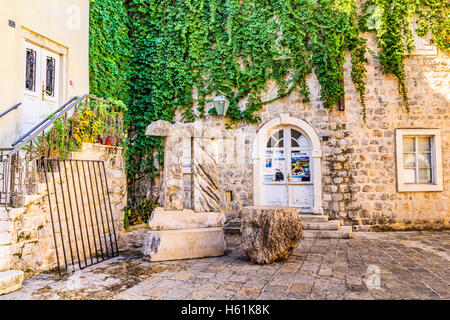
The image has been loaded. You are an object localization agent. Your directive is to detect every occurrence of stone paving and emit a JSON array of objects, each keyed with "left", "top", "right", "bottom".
[{"left": 1, "top": 228, "right": 449, "bottom": 300}]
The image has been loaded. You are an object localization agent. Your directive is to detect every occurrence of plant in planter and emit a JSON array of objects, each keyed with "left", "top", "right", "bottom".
[
  {"left": 72, "top": 104, "right": 101, "bottom": 148},
  {"left": 94, "top": 98, "right": 126, "bottom": 147},
  {"left": 123, "top": 197, "right": 159, "bottom": 227}
]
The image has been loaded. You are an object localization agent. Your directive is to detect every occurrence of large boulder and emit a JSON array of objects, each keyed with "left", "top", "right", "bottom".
[{"left": 241, "top": 206, "right": 302, "bottom": 264}]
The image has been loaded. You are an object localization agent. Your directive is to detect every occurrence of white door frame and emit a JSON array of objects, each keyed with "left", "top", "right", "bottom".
[
  {"left": 21, "top": 41, "right": 61, "bottom": 136},
  {"left": 20, "top": 27, "right": 68, "bottom": 104},
  {"left": 252, "top": 114, "right": 323, "bottom": 214},
  {"left": 18, "top": 28, "right": 67, "bottom": 138}
]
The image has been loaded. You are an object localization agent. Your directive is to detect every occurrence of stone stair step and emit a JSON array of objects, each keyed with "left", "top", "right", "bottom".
[
  {"left": 302, "top": 226, "right": 352, "bottom": 239},
  {"left": 31, "top": 183, "right": 47, "bottom": 194},
  {"left": 224, "top": 222, "right": 241, "bottom": 235},
  {"left": 19, "top": 194, "right": 42, "bottom": 206},
  {"left": 303, "top": 220, "right": 340, "bottom": 230},
  {"left": 0, "top": 233, "right": 10, "bottom": 246},
  {"left": 0, "top": 207, "right": 26, "bottom": 221},
  {"left": 299, "top": 214, "right": 328, "bottom": 223},
  {"left": 0, "top": 270, "right": 24, "bottom": 295}
]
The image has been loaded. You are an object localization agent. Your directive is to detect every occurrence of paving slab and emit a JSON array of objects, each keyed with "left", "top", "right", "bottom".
[{"left": 0, "top": 228, "right": 449, "bottom": 300}]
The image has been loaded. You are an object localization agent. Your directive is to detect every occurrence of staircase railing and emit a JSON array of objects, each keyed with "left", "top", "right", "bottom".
[
  {"left": 11, "top": 97, "right": 77, "bottom": 147},
  {"left": 0, "top": 103, "right": 21, "bottom": 120},
  {"left": 0, "top": 94, "right": 125, "bottom": 208}
]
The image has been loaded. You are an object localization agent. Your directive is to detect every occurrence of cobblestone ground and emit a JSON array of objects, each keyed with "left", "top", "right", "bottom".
[{"left": 1, "top": 229, "right": 449, "bottom": 300}]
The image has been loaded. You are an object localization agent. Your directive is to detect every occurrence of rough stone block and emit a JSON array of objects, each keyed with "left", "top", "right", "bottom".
[
  {"left": 192, "top": 136, "right": 221, "bottom": 212},
  {"left": 148, "top": 208, "right": 226, "bottom": 230},
  {"left": 142, "top": 228, "right": 226, "bottom": 262},
  {"left": 0, "top": 270, "right": 23, "bottom": 295},
  {"left": 241, "top": 206, "right": 302, "bottom": 264}
]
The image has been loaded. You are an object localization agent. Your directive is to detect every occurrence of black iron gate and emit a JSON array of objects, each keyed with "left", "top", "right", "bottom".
[{"left": 44, "top": 159, "right": 119, "bottom": 275}]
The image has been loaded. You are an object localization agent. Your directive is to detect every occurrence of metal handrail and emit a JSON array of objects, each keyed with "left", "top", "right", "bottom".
[
  {"left": 11, "top": 97, "right": 77, "bottom": 147},
  {"left": 0, "top": 93, "right": 126, "bottom": 209},
  {"left": 0, "top": 103, "right": 21, "bottom": 119},
  {"left": 0, "top": 148, "right": 13, "bottom": 209},
  {"left": 7, "top": 94, "right": 88, "bottom": 158},
  {"left": 1, "top": 96, "right": 88, "bottom": 209}
]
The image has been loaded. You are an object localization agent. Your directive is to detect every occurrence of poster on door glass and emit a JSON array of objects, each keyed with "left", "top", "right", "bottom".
[
  {"left": 273, "top": 150, "right": 285, "bottom": 182},
  {"left": 264, "top": 158, "right": 273, "bottom": 176},
  {"left": 264, "top": 149, "right": 273, "bottom": 176},
  {"left": 265, "top": 149, "right": 285, "bottom": 182},
  {"left": 291, "top": 152, "right": 310, "bottom": 181}
]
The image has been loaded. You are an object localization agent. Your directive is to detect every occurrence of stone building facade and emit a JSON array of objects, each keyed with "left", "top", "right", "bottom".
[{"left": 172, "top": 33, "right": 449, "bottom": 231}]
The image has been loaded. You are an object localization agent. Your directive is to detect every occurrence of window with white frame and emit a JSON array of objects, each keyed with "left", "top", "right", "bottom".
[{"left": 396, "top": 129, "right": 443, "bottom": 192}]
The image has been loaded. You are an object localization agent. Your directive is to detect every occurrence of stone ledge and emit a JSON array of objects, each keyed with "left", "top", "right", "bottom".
[
  {"left": 142, "top": 227, "right": 226, "bottom": 262},
  {"left": 148, "top": 208, "right": 226, "bottom": 230},
  {"left": 302, "top": 226, "right": 352, "bottom": 239},
  {"left": 0, "top": 270, "right": 23, "bottom": 295},
  {"left": 303, "top": 220, "right": 340, "bottom": 230},
  {"left": 299, "top": 214, "right": 329, "bottom": 223}
]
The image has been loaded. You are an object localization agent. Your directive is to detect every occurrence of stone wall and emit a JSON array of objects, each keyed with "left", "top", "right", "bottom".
[
  {"left": 1, "top": 143, "right": 126, "bottom": 275},
  {"left": 166, "top": 33, "right": 450, "bottom": 231}
]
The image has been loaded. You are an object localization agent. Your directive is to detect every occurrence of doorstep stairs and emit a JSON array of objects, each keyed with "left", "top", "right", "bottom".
[
  {"left": 224, "top": 214, "right": 352, "bottom": 239},
  {"left": 299, "top": 214, "right": 352, "bottom": 239}
]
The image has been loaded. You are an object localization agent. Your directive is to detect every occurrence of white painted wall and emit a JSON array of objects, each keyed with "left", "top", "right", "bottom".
[{"left": 0, "top": 0, "right": 89, "bottom": 147}]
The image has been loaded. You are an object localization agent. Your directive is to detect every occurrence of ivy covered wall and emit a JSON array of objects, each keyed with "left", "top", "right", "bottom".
[
  {"left": 88, "top": 0, "right": 449, "bottom": 200},
  {"left": 89, "top": 0, "right": 131, "bottom": 104}
]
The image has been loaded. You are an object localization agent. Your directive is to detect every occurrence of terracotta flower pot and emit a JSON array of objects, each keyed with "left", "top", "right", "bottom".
[{"left": 104, "top": 136, "right": 112, "bottom": 146}]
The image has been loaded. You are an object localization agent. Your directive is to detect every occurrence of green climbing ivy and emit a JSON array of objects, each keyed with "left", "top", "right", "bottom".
[
  {"left": 88, "top": 0, "right": 448, "bottom": 193},
  {"left": 124, "top": 0, "right": 369, "bottom": 182},
  {"left": 360, "top": 0, "right": 449, "bottom": 110},
  {"left": 416, "top": 0, "right": 450, "bottom": 51},
  {"left": 89, "top": 0, "right": 131, "bottom": 104}
]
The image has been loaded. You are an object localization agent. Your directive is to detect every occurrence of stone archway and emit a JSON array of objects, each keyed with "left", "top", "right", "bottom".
[{"left": 251, "top": 114, "right": 323, "bottom": 214}]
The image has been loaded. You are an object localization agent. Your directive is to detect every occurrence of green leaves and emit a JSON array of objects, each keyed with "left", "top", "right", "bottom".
[
  {"left": 119, "top": 0, "right": 370, "bottom": 183},
  {"left": 89, "top": 0, "right": 447, "bottom": 192},
  {"left": 89, "top": 0, "right": 131, "bottom": 104},
  {"left": 360, "top": 0, "right": 447, "bottom": 110}
]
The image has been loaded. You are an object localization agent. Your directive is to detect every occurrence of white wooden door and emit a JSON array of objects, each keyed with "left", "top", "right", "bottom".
[
  {"left": 262, "top": 126, "right": 313, "bottom": 212},
  {"left": 22, "top": 42, "right": 60, "bottom": 135}
]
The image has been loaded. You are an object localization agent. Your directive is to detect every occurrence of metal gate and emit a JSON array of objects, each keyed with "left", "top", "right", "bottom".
[{"left": 44, "top": 159, "right": 119, "bottom": 275}]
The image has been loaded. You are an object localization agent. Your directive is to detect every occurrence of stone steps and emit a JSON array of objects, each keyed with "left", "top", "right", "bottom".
[
  {"left": 0, "top": 208, "right": 14, "bottom": 272},
  {"left": 299, "top": 214, "right": 352, "bottom": 238},
  {"left": 0, "top": 270, "right": 24, "bottom": 295},
  {"left": 299, "top": 214, "right": 328, "bottom": 222},
  {"left": 18, "top": 194, "right": 43, "bottom": 207},
  {"left": 303, "top": 220, "right": 340, "bottom": 230},
  {"left": 302, "top": 226, "right": 353, "bottom": 239},
  {"left": 224, "top": 221, "right": 241, "bottom": 235},
  {"left": 224, "top": 214, "right": 352, "bottom": 239}
]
